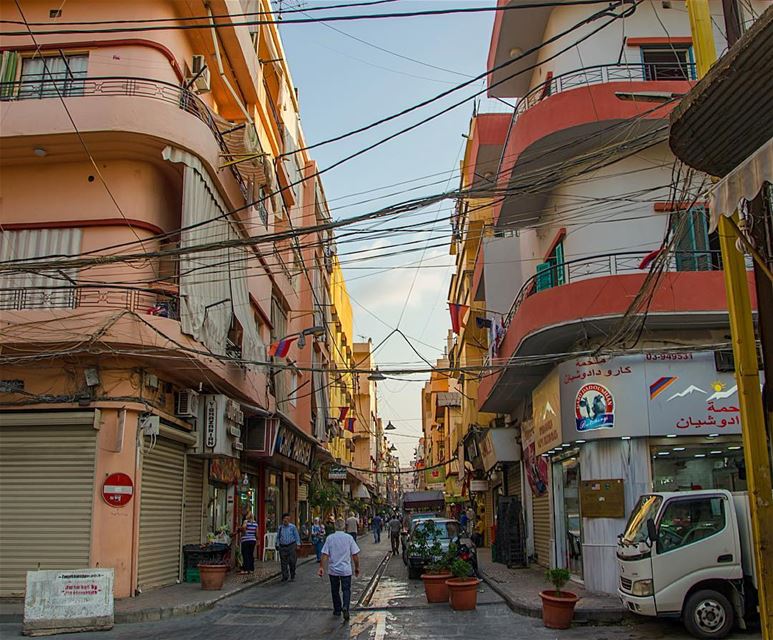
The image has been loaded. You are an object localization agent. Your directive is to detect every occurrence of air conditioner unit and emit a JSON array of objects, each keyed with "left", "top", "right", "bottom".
[
  {"left": 190, "top": 55, "right": 210, "bottom": 93},
  {"left": 193, "top": 394, "right": 244, "bottom": 457},
  {"left": 175, "top": 389, "right": 200, "bottom": 418}
]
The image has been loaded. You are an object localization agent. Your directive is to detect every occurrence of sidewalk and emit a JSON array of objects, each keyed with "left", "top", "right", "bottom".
[
  {"left": 477, "top": 548, "right": 629, "bottom": 624},
  {"left": 0, "top": 556, "right": 316, "bottom": 625}
]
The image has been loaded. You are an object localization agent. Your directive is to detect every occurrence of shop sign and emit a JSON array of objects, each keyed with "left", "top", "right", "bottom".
[
  {"left": 521, "top": 420, "right": 548, "bottom": 496},
  {"left": 204, "top": 397, "right": 218, "bottom": 448},
  {"left": 274, "top": 424, "right": 314, "bottom": 468},
  {"left": 424, "top": 466, "right": 446, "bottom": 486},
  {"left": 532, "top": 369, "right": 562, "bottom": 454},
  {"left": 328, "top": 465, "right": 347, "bottom": 480},
  {"left": 23, "top": 569, "right": 114, "bottom": 635},
  {"left": 480, "top": 428, "right": 520, "bottom": 472},
  {"left": 209, "top": 457, "right": 241, "bottom": 483},
  {"left": 575, "top": 383, "right": 615, "bottom": 432},
  {"left": 470, "top": 480, "right": 489, "bottom": 492},
  {"left": 101, "top": 473, "right": 133, "bottom": 507}
]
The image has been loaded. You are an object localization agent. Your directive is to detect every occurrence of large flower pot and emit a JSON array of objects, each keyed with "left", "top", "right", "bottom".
[
  {"left": 421, "top": 573, "right": 452, "bottom": 603},
  {"left": 445, "top": 578, "right": 481, "bottom": 611},
  {"left": 198, "top": 563, "right": 228, "bottom": 591},
  {"left": 297, "top": 542, "right": 314, "bottom": 558},
  {"left": 539, "top": 590, "right": 580, "bottom": 629}
]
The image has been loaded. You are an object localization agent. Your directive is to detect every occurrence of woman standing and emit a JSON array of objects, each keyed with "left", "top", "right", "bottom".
[
  {"left": 240, "top": 511, "right": 258, "bottom": 575},
  {"left": 310, "top": 517, "right": 325, "bottom": 562}
]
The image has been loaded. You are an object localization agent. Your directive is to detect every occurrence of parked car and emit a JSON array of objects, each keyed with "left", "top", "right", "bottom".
[{"left": 403, "top": 517, "right": 478, "bottom": 579}]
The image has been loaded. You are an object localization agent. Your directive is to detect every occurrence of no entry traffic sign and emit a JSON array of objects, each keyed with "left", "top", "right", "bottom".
[{"left": 102, "top": 473, "right": 134, "bottom": 507}]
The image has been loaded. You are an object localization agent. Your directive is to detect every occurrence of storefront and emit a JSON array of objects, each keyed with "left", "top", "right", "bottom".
[
  {"left": 206, "top": 456, "right": 241, "bottom": 542},
  {"left": 532, "top": 350, "right": 754, "bottom": 594}
]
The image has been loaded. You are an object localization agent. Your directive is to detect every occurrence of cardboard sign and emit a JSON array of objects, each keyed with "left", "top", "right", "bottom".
[
  {"left": 579, "top": 479, "right": 625, "bottom": 518},
  {"left": 23, "top": 569, "right": 114, "bottom": 636}
]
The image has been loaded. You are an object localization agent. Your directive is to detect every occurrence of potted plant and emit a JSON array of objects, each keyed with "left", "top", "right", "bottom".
[
  {"left": 445, "top": 558, "right": 481, "bottom": 611},
  {"left": 198, "top": 560, "right": 228, "bottom": 591},
  {"left": 420, "top": 527, "right": 455, "bottom": 603},
  {"left": 540, "top": 568, "right": 580, "bottom": 629}
]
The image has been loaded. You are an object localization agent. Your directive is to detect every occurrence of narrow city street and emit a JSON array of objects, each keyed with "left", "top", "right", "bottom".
[{"left": 0, "top": 539, "right": 724, "bottom": 640}]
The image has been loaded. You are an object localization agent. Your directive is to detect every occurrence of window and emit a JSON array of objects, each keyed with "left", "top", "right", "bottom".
[
  {"left": 641, "top": 46, "right": 694, "bottom": 81},
  {"left": 651, "top": 441, "right": 746, "bottom": 492},
  {"left": 535, "top": 240, "right": 565, "bottom": 292},
  {"left": 19, "top": 54, "right": 88, "bottom": 98},
  {"left": 672, "top": 206, "right": 711, "bottom": 271},
  {"left": 656, "top": 496, "right": 726, "bottom": 554},
  {"left": 289, "top": 370, "right": 299, "bottom": 407}
]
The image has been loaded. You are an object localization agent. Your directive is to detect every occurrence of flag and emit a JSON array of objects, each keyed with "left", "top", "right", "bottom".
[
  {"left": 268, "top": 335, "right": 298, "bottom": 358},
  {"left": 475, "top": 316, "right": 493, "bottom": 329},
  {"left": 638, "top": 248, "right": 662, "bottom": 270},
  {"left": 449, "top": 303, "right": 469, "bottom": 334},
  {"left": 345, "top": 417, "right": 355, "bottom": 432},
  {"left": 339, "top": 406, "right": 350, "bottom": 421}
]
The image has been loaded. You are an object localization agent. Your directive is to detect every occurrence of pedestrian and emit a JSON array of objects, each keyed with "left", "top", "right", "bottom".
[
  {"left": 318, "top": 518, "right": 360, "bottom": 622},
  {"left": 472, "top": 519, "right": 485, "bottom": 547},
  {"left": 345, "top": 512, "right": 359, "bottom": 541},
  {"left": 239, "top": 510, "right": 258, "bottom": 575},
  {"left": 311, "top": 517, "right": 325, "bottom": 562},
  {"left": 460, "top": 509, "right": 469, "bottom": 532},
  {"left": 388, "top": 513, "right": 401, "bottom": 555},
  {"left": 325, "top": 516, "right": 335, "bottom": 537},
  {"left": 277, "top": 512, "right": 301, "bottom": 582},
  {"left": 466, "top": 506, "right": 475, "bottom": 535},
  {"left": 371, "top": 513, "right": 383, "bottom": 544}
]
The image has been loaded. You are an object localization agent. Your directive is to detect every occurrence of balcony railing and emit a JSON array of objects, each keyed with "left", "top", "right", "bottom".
[
  {"left": 0, "top": 75, "right": 249, "bottom": 199},
  {"left": 0, "top": 284, "right": 180, "bottom": 320}
]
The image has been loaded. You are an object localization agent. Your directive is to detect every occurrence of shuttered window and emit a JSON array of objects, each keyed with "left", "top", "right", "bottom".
[
  {"left": 138, "top": 438, "right": 185, "bottom": 590},
  {"left": 532, "top": 491, "right": 552, "bottom": 567},
  {"left": 0, "top": 422, "right": 96, "bottom": 596}
]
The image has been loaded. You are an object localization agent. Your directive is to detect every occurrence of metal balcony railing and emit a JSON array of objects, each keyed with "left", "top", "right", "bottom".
[
  {"left": 0, "top": 75, "right": 249, "bottom": 199},
  {"left": 0, "top": 284, "right": 180, "bottom": 320}
]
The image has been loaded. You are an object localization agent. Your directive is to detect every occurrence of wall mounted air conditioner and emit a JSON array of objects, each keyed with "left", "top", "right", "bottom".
[
  {"left": 193, "top": 394, "right": 244, "bottom": 457},
  {"left": 190, "top": 55, "right": 211, "bottom": 93},
  {"left": 175, "top": 389, "right": 200, "bottom": 418}
]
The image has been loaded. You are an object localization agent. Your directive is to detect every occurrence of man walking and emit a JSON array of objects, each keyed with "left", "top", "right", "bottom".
[
  {"left": 318, "top": 518, "right": 360, "bottom": 621},
  {"left": 277, "top": 512, "right": 301, "bottom": 582},
  {"left": 388, "top": 513, "right": 401, "bottom": 555},
  {"left": 345, "top": 512, "right": 359, "bottom": 541},
  {"left": 372, "top": 513, "right": 383, "bottom": 544}
]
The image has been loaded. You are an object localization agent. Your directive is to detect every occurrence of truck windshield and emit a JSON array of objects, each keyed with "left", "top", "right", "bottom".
[{"left": 621, "top": 495, "right": 662, "bottom": 545}]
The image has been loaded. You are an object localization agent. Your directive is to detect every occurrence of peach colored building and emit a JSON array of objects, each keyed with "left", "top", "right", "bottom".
[{"left": 0, "top": 0, "right": 346, "bottom": 598}]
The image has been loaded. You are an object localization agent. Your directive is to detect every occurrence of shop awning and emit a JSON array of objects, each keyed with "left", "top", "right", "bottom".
[
  {"left": 708, "top": 138, "right": 773, "bottom": 232},
  {"left": 352, "top": 484, "right": 370, "bottom": 499}
]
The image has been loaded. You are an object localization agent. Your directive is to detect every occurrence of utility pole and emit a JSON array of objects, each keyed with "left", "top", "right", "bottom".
[{"left": 684, "top": 3, "right": 773, "bottom": 639}]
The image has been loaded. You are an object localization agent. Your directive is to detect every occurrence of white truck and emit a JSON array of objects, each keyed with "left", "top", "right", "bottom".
[{"left": 617, "top": 490, "right": 758, "bottom": 639}]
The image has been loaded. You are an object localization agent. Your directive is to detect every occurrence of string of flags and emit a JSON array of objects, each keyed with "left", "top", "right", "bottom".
[{"left": 268, "top": 335, "right": 298, "bottom": 358}]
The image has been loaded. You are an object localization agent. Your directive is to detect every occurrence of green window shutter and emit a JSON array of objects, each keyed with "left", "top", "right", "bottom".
[
  {"left": 554, "top": 242, "right": 566, "bottom": 285},
  {"left": 535, "top": 262, "right": 554, "bottom": 292},
  {"left": 0, "top": 51, "right": 20, "bottom": 98},
  {"left": 673, "top": 206, "right": 710, "bottom": 271}
]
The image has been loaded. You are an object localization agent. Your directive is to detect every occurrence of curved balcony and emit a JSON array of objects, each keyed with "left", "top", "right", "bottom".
[
  {"left": 478, "top": 250, "right": 756, "bottom": 413},
  {"left": 0, "top": 76, "right": 248, "bottom": 201}
]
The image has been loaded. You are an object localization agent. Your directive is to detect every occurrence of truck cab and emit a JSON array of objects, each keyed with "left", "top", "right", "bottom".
[{"left": 617, "top": 490, "right": 756, "bottom": 639}]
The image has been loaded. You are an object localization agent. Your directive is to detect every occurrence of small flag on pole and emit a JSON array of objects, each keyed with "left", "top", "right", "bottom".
[
  {"left": 339, "top": 406, "right": 350, "bottom": 421},
  {"left": 475, "top": 316, "right": 493, "bottom": 329},
  {"left": 345, "top": 417, "right": 355, "bottom": 432},
  {"left": 268, "top": 335, "right": 298, "bottom": 358},
  {"left": 449, "top": 303, "right": 469, "bottom": 334}
]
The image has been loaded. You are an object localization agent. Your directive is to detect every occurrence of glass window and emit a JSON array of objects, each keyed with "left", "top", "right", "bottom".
[
  {"left": 207, "top": 483, "right": 228, "bottom": 536},
  {"left": 412, "top": 520, "right": 460, "bottom": 540},
  {"left": 651, "top": 441, "right": 746, "bottom": 492},
  {"left": 672, "top": 206, "right": 712, "bottom": 271},
  {"left": 535, "top": 240, "right": 565, "bottom": 292},
  {"left": 19, "top": 54, "right": 88, "bottom": 98},
  {"left": 657, "top": 496, "right": 726, "bottom": 553},
  {"left": 622, "top": 495, "right": 662, "bottom": 545},
  {"left": 641, "top": 46, "right": 694, "bottom": 81}
]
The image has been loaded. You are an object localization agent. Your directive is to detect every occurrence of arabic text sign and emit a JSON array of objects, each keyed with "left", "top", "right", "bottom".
[{"left": 24, "top": 569, "right": 114, "bottom": 635}]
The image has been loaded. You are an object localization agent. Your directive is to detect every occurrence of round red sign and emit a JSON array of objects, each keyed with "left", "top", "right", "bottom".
[{"left": 102, "top": 472, "right": 134, "bottom": 507}]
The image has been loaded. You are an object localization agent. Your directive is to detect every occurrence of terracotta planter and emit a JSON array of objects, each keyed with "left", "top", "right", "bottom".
[
  {"left": 297, "top": 542, "right": 314, "bottom": 558},
  {"left": 445, "top": 578, "right": 481, "bottom": 611},
  {"left": 421, "top": 572, "right": 452, "bottom": 603},
  {"left": 198, "top": 563, "right": 228, "bottom": 591},
  {"left": 539, "top": 590, "right": 580, "bottom": 629}
]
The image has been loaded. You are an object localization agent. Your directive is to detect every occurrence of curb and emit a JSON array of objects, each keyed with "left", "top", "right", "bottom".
[
  {"left": 0, "top": 557, "right": 316, "bottom": 626},
  {"left": 479, "top": 570, "right": 630, "bottom": 626}
]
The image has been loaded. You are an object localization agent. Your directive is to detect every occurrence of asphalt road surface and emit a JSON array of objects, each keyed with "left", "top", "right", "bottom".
[{"left": 0, "top": 538, "right": 741, "bottom": 639}]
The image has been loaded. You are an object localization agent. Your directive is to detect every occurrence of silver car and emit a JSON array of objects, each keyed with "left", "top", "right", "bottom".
[{"left": 404, "top": 518, "right": 472, "bottom": 579}]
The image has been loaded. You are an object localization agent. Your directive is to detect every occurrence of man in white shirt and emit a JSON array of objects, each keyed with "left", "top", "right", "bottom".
[
  {"left": 345, "top": 512, "right": 359, "bottom": 541},
  {"left": 318, "top": 518, "right": 360, "bottom": 621}
]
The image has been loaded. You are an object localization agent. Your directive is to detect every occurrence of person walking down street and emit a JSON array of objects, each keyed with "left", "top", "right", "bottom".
[
  {"left": 460, "top": 510, "right": 469, "bottom": 533},
  {"left": 311, "top": 517, "right": 325, "bottom": 562},
  {"left": 345, "top": 512, "right": 359, "bottom": 541},
  {"left": 371, "top": 513, "right": 383, "bottom": 544},
  {"left": 318, "top": 518, "right": 360, "bottom": 622},
  {"left": 325, "top": 516, "right": 335, "bottom": 537},
  {"left": 388, "top": 514, "right": 401, "bottom": 555},
  {"left": 277, "top": 513, "right": 301, "bottom": 581},
  {"left": 239, "top": 511, "right": 258, "bottom": 575},
  {"left": 466, "top": 507, "right": 475, "bottom": 536}
]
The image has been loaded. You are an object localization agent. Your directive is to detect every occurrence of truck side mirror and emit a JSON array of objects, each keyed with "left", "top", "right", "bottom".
[{"left": 646, "top": 518, "right": 657, "bottom": 547}]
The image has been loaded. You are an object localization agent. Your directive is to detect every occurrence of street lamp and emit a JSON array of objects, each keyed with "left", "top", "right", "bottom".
[
  {"left": 367, "top": 367, "right": 386, "bottom": 381},
  {"left": 385, "top": 421, "right": 396, "bottom": 431},
  {"left": 389, "top": 444, "right": 397, "bottom": 452}
]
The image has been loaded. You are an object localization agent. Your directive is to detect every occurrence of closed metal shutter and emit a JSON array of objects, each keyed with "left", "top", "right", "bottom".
[
  {"left": 138, "top": 438, "right": 185, "bottom": 590},
  {"left": 0, "top": 422, "right": 95, "bottom": 596},
  {"left": 183, "top": 457, "right": 204, "bottom": 546},
  {"left": 532, "top": 491, "right": 552, "bottom": 567},
  {"left": 506, "top": 464, "right": 522, "bottom": 498}
]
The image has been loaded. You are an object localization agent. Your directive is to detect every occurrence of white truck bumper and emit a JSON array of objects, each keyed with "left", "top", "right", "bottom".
[{"left": 618, "top": 590, "right": 657, "bottom": 616}]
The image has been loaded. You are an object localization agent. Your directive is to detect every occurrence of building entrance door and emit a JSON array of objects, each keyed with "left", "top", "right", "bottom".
[{"left": 553, "top": 455, "right": 583, "bottom": 579}]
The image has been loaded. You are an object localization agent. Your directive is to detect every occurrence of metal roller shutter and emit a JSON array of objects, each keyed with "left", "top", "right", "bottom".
[
  {"left": 532, "top": 491, "right": 552, "bottom": 567},
  {"left": 138, "top": 437, "right": 185, "bottom": 590},
  {"left": 183, "top": 457, "right": 204, "bottom": 546},
  {"left": 0, "top": 423, "right": 96, "bottom": 596},
  {"left": 506, "top": 463, "right": 522, "bottom": 498}
]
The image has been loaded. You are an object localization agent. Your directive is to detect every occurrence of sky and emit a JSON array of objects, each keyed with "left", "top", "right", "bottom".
[{"left": 279, "top": 1, "right": 497, "bottom": 463}]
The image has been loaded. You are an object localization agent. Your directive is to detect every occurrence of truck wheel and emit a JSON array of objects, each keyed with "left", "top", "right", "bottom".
[{"left": 684, "top": 590, "right": 734, "bottom": 639}]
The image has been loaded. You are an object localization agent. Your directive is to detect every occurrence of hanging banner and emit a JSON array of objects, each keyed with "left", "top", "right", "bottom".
[
  {"left": 209, "top": 457, "right": 241, "bottom": 483},
  {"left": 532, "top": 369, "right": 562, "bottom": 454},
  {"left": 521, "top": 420, "right": 548, "bottom": 496}
]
